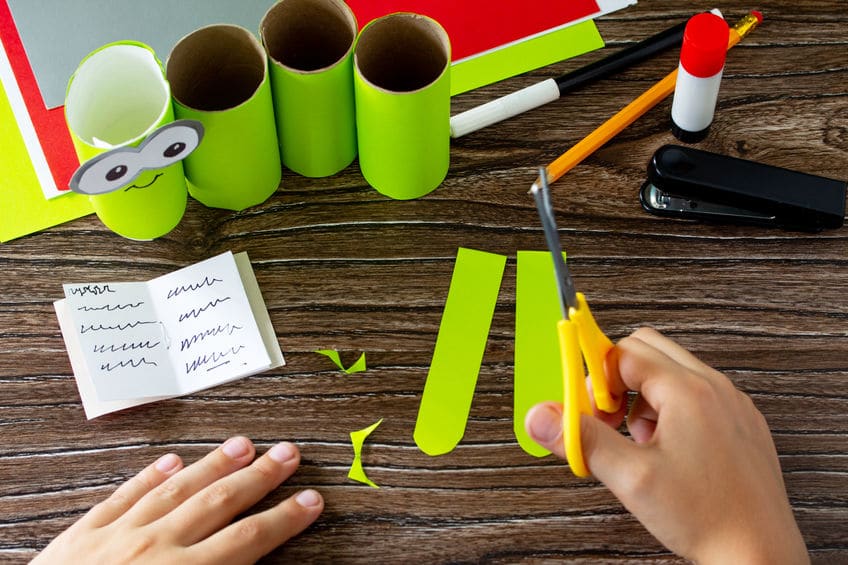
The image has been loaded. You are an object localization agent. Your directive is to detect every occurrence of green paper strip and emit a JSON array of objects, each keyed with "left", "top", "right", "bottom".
[
  {"left": 262, "top": 0, "right": 357, "bottom": 178},
  {"left": 167, "top": 25, "right": 281, "bottom": 211},
  {"left": 514, "top": 250, "right": 568, "bottom": 457},
  {"left": 315, "top": 349, "right": 367, "bottom": 374},
  {"left": 414, "top": 248, "right": 507, "bottom": 456},
  {"left": 354, "top": 14, "right": 450, "bottom": 200},
  {"left": 348, "top": 418, "right": 383, "bottom": 488},
  {"left": 451, "top": 20, "right": 604, "bottom": 96},
  {"left": 65, "top": 42, "right": 186, "bottom": 240}
]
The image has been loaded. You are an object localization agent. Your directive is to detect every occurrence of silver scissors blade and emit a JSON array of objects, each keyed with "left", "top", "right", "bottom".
[{"left": 531, "top": 167, "right": 578, "bottom": 318}]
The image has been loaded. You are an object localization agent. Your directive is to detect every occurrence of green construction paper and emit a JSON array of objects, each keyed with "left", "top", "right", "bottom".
[
  {"left": 167, "top": 25, "right": 281, "bottom": 211},
  {"left": 0, "top": 82, "right": 92, "bottom": 242},
  {"left": 414, "top": 248, "right": 507, "bottom": 456},
  {"left": 262, "top": 1, "right": 357, "bottom": 178},
  {"left": 65, "top": 42, "right": 187, "bottom": 240},
  {"left": 450, "top": 20, "right": 604, "bottom": 96},
  {"left": 348, "top": 418, "right": 383, "bottom": 488},
  {"left": 315, "top": 349, "right": 367, "bottom": 374},
  {"left": 354, "top": 14, "right": 450, "bottom": 200},
  {"left": 514, "top": 250, "right": 567, "bottom": 457}
]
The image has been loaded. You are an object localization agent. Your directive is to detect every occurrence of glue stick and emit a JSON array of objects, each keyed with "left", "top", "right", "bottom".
[{"left": 670, "top": 12, "right": 730, "bottom": 142}]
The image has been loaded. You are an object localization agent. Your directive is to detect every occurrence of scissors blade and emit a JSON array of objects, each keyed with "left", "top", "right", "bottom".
[{"left": 531, "top": 167, "right": 578, "bottom": 318}]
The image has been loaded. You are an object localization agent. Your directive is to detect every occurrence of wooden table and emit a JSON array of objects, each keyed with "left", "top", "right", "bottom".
[{"left": 2, "top": 1, "right": 846, "bottom": 562}]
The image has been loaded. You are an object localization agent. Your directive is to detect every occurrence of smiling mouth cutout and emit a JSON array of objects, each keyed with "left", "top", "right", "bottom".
[{"left": 124, "top": 173, "right": 164, "bottom": 191}]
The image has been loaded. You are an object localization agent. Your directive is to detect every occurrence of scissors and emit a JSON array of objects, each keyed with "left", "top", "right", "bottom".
[{"left": 530, "top": 167, "right": 622, "bottom": 477}]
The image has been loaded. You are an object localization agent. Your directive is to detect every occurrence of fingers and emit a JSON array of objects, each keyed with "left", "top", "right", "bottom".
[
  {"left": 122, "top": 436, "right": 256, "bottom": 527},
  {"left": 83, "top": 452, "right": 184, "bottom": 528},
  {"left": 166, "top": 442, "right": 303, "bottom": 545},
  {"left": 524, "top": 402, "right": 566, "bottom": 459},
  {"left": 525, "top": 401, "right": 641, "bottom": 485},
  {"left": 615, "top": 333, "right": 704, "bottom": 412},
  {"left": 626, "top": 393, "right": 658, "bottom": 444},
  {"left": 191, "top": 488, "right": 324, "bottom": 563},
  {"left": 629, "top": 328, "right": 723, "bottom": 382}
]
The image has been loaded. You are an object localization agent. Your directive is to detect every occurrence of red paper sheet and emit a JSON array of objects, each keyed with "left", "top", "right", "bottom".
[
  {"left": 345, "top": 0, "right": 602, "bottom": 61},
  {"left": 0, "top": 0, "right": 77, "bottom": 194}
]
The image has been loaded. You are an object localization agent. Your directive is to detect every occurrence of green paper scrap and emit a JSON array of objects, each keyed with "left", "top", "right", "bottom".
[
  {"left": 262, "top": 4, "right": 357, "bottom": 178},
  {"left": 514, "top": 251, "right": 568, "bottom": 457},
  {"left": 168, "top": 26, "right": 281, "bottom": 211},
  {"left": 450, "top": 20, "right": 604, "bottom": 96},
  {"left": 354, "top": 15, "right": 450, "bottom": 200},
  {"left": 315, "top": 350, "right": 367, "bottom": 374},
  {"left": 348, "top": 418, "right": 383, "bottom": 488},
  {"left": 65, "top": 42, "right": 187, "bottom": 240},
  {"left": 0, "top": 81, "right": 92, "bottom": 242},
  {"left": 414, "top": 248, "right": 507, "bottom": 456}
]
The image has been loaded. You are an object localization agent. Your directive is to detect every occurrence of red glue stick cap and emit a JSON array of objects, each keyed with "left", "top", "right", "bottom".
[{"left": 679, "top": 13, "right": 730, "bottom": 78}]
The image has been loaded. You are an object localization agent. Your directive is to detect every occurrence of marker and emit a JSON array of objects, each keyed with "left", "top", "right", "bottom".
[
  {"left": 449, "top": 16, "right": 696, "bottom": 139},
  {"left": 531, "top": 10, "right": 762, "bottom": 193}
]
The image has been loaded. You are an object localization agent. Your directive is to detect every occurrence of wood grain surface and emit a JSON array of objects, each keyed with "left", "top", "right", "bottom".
[{"left": 2, "top": 1, "right": 847, "bottom": 562}]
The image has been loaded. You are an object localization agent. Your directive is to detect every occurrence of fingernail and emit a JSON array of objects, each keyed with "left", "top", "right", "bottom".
[
  {"left": 295, "top": 489, "right": 322, "bottom": 508},
  {"left": 268, "top": 442, "right": 297, "bottom": 463},
  {"left": 222, "top": 437, "right": 251, "bottom": 459},
  {"left": 528, "top": 405, "right": 562, "bottom": 443},
  {"left": 155, "top": 453, "right": 180, "bottom": 473}
]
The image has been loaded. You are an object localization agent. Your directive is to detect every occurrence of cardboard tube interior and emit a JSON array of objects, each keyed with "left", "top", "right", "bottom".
[
  {"left": 168, "top": 25, "right": 266, "bottom": 111},
  {"left": 355, "top": 14, "right": 449, "bottom": 93},
  {"left": 66, "top": 45, "right": 170, "bottom": 147},
  {"left": 262, "top": 0, "right": 356, "bottom": 72}
]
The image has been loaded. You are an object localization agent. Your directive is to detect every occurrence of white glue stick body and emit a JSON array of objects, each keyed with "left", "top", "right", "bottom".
[{"left": 670, "top": 13, "right": 729, "bottom": 142}]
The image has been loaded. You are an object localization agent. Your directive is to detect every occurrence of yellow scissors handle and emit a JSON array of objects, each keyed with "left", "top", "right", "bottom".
[
  {"left": 558, "top": 293, "right": 621, "bottom": 478},
  {"left": 569, "top": 293, "right": 621, "bottom": 414},
  {"left": 557, "top": 318, "right": 592, "bottom": 477}
]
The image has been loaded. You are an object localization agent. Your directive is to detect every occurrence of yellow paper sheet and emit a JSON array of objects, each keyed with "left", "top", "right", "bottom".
[
  {"left": 0, "top": 79, "right": 91, "bottom": 242},
  {"left": 348, "top": 418, "right": 382, "bottom": 488}
]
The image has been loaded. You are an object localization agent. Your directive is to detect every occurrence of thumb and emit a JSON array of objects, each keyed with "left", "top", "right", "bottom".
[{"left": 580, "top": 412, "right": 642, "bottom": 489}]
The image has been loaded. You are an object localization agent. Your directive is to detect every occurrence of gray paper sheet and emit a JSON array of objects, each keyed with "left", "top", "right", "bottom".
[{"left": 8, "top": 0, "right": 276, "bottom": 108}]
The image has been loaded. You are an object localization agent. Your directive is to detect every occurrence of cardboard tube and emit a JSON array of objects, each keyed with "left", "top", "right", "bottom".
[
  {"left": 354, "top": 14, "right": 451, "bottom": 200},
  {"left": 261, "top": 0, "right": 357, "bottom": 178},
  {"left": 167, "top": 25, "right": 281, "bottom": 211},
  {"left": 65, "top": 42, "right": 186, "bottom": 240}
]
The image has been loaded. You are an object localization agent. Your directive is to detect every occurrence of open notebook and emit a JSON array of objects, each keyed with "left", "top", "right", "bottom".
[{"left": 54, "top": 251, "right": 284, "bottom": 419}]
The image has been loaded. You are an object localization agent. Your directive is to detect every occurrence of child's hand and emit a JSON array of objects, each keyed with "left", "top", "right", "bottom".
[
  {"left": 33, "top": 437, "right": 322, "bottom": 564},
  {"left": 525, "top": 327, "right": 808, "bottom": 564}
]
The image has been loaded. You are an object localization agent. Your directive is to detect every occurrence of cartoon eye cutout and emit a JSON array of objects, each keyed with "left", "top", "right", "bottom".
[
  {"left": 70, "top": 148, "right": 146, "bottom": 195},
  {"left": 70, "top": 120, "right": 204, "bottom": 196},
  {"left": 141, "top": 120, "right": 204, "bottom": 170}
]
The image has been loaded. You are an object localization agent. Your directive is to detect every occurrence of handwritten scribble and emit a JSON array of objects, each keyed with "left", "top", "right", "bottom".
[
  {"left": 177, "top": 297, "right": 232, "bottom": 322},
  {"left": 100, "top": 357, "right": 158, "bottom": 371},
  {"left": 67, "top": 284, "right": 116, "bottom": 297},
  {"left": 80, "top": 321, "right": 157, "bottom": 334},
  {"left": 207, "top": 360, "right": 231, "bottom": 372},
  {"left": 179, "top": 323, "right": 244, "bottom": 352},
  {"left": 166, "top": 277, "right": 224, "bottom": 299},
  {"left": 93, "top": 340, "right": 161, "bottom": 354},
  {"left": 185, "top": 345, "right": 246, "bottom": 374},
  {"left": 77, "top": 302, "right": 144, "bottom": 312}
]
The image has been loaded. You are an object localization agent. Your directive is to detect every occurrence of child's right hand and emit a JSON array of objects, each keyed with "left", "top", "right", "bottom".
[{"left": 525, "top": 327, "right": 809, "bottom": 564}]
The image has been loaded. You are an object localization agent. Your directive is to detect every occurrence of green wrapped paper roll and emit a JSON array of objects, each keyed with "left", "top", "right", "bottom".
[
  {"left": 65, "top": 42, "right": 187, "bottom": 240},
  {"left": 354, "top": 13, "right": 451, "bottom": 200},
  {"left": 167, "top": 25, "right": 281, "bottom": 211},
  {"left": 261, "top": 0, "right": 358, "bottom": 178}
]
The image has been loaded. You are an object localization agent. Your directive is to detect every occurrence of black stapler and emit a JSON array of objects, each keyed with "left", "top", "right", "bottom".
[{"left": 639, "top": 145, "right": 847, "bottom": 231}]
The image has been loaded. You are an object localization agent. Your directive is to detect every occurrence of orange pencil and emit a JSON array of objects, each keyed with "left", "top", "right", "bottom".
[{"left": 533, "top": 10, "right": 762, "bottom": 192}]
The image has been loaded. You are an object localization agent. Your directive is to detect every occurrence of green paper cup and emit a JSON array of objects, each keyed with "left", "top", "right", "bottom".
[
  {"left": 167, "top": 25, "right": 281, "bottom": 211},
  {"left": 65, "top": 42, "right": 187, "bottom": 240},
  {"left": 354, "top": 13, "right": 451, "bottom": 200},
  {"left": 261, "top": 0, "right": 357, "bottom": 178}
]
